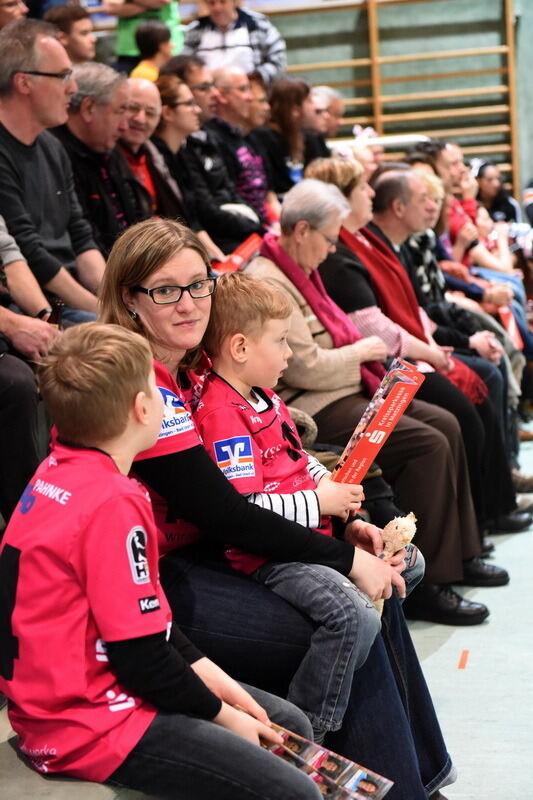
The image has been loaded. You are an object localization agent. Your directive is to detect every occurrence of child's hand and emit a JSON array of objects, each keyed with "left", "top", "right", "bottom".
[
  {"left": 191, "top": 657, "right": 269, "bottom": 724},
  {"left": 213, "top": 702, "right": 284, "bottom": 747},
  {"left": 315, "top": 475, "right": 364, "bottom": 519}
]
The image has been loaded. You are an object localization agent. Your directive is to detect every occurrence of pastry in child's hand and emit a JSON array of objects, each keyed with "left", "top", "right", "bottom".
[
  {"left": 373, "top": 513, "right": 417, "bottom": 617},
  {"left": 381, "top": 512, "right": 417, "bottom": 558}
]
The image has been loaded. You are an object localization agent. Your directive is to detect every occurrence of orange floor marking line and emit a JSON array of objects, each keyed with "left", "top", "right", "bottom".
[{"left": 457, "top": 650, "right": 470, "bottom": 670}]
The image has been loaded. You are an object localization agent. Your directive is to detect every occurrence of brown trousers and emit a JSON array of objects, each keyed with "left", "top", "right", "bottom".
[{"left": 314, "top": 395, "right": 480, "bottom": 584}]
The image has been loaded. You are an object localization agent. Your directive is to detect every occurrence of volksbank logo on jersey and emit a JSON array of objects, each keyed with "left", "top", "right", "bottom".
[
  {"left": 158, "top": 387, "right": 195, "bottom": 439},
  {"left": 214, "top": 436, "right": 255, "bottom": 479},
  {"left": 127, "top": 526, "right": 150, "bottom": 584}
]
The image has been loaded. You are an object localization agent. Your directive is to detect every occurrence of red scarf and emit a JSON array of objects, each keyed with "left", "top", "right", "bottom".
[
  {"left": 340, "top": 225, "right": 488, "bottom": 405},
  {"left": 259, "top": 232, "right": 385, "bottom": 395}
]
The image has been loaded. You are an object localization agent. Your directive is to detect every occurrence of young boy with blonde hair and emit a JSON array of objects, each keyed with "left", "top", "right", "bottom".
[
  {"left": 0, "top": 322, "right": 321, "bottom": 799},
  {"left": 196, "top": 272, "right": 409, "bottom": 742}
]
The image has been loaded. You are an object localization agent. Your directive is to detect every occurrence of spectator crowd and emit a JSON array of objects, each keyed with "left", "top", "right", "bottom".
[{"left": 1, "top": 7, "right": 533, "bottom": 800}]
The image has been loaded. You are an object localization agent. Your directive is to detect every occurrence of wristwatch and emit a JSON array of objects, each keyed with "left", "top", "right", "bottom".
[{"left": 34, "top": 307, "right": 53, "bottom": 319}]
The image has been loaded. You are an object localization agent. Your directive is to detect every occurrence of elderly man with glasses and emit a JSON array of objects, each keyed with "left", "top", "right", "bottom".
[
  {"left": 0, "top": 19, "right": 104, "bottom": 324},
  {"left": 52, "top": 62, "right": 143, "bottom": 256}
]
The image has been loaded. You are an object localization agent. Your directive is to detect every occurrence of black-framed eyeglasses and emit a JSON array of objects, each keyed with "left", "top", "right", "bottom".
[
  {"left": 312, "top": 228, "right": 338, "bottom": 249},
  {"left": 18, "top": 69, "right": 73, "bottom": 83},
  {"left": 131, "top": 277, "right": 217, "bottom": 305}
]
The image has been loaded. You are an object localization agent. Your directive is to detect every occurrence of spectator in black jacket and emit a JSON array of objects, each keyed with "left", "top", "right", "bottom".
[
  {"left": 153, "top": 73, "right": 262, "bottom": 253},
  {"left": 53, "top": 61, "right": 143, "bottom": 256},
  {"left": 207, "top": 65, "right": 279, "bottom": 223},
  {"left": 121, "top": 77, "right": 224, "bottom": 261}
]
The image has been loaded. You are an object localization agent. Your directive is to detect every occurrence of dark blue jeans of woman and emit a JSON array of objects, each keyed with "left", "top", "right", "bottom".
[{"left": 160, "top": 550, "right": 452, "bottom": 800}]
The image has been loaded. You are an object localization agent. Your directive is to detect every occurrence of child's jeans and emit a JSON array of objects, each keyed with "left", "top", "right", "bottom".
[{"left": 253, "top": 543, "right": 424, "bottom": 741}]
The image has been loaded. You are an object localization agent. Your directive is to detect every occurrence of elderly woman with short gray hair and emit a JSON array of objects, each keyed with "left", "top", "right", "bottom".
[{"left": 246, "top": 178, "right": 489, "bottom": 627}]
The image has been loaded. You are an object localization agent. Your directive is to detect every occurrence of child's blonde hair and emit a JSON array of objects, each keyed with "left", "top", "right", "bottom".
[
  {"left": 203, "top": 272, "right": 293, "bottom": 359},
  {"left": 38, "top": 323, "right": 154, "bottom": 444}
]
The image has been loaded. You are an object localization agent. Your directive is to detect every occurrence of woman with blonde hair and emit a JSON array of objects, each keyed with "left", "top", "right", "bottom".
[{"left": 99, "top": 216, "right": 454, "bottom": 800}]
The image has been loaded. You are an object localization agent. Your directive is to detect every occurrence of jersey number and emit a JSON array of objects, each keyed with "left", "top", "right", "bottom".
[{"left": 0, "top": 544, "right": 21, "bottom": 680}]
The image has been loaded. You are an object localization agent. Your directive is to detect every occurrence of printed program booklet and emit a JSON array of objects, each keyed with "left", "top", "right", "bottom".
[
  {"left": 266, "top": 723, "right": 393, "bottom": 798},
  {"left": 332, "top": 358, "right": 425, "bottom": 486}
]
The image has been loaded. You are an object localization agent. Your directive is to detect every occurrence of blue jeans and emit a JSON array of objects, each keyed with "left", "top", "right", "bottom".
[
  {"left": 60, "top": 307, "right": 97, "bottom": 327},
  {"left": 160, "top": 549, "right": 452, "bottom": 800},
  {"left": 471, "top": 266, "right": 527, "bottom": 305},
  {"left": 253, "top": 561, "right": 381, "bottom": 739},
  {"left": 107, "top": 684, "right": 322, "bottom": 800},
  {"left": 253, "top": 545, "right": 424, "bottom": 739}
]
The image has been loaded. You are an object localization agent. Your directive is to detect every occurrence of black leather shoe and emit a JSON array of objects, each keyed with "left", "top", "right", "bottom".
[
  {"left": 457, "top": 556, "right": 509, "bottom": 587},
  {"left": 481, "top": 536, "right": 495, "bottom": 556},
  {"left": 403, "top": 583, "right": 489, "bottom": 626},
  {"left": 487, "top": 510, "right": 533, "bottom": 533}
]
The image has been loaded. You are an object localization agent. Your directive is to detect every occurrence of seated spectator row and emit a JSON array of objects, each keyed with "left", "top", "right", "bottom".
[{"left": 2, "top": 14, "right": 533, "bottom": 800}]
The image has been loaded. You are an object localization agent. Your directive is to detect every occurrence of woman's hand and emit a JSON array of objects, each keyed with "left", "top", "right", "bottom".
[
  {"left": 344, "top": 518, "right": 383, "bottom": 555},
  {"left": 427, "top": 344, "right": 453, "bottom": 372},
  {"left": 213, "top": 702, "right": 284, "bottom": 747},
  {"left": 358, "top": 335, "right": 388, "bottom": 363},
  {"left": 482, "top": 283, "right": 513, "bottom": 306},
  {"left": 348, "top": 547, "right": 406, "bottom": 600},
  {"left": 191, "top": 657, "right": 269, "bottom": 724},
  {"left": 315, "top": 475, "right": 364, "bottom": 519}
]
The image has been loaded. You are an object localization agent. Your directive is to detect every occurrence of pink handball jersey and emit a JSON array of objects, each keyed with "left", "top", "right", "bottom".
[
  {"left": 133, "top": 360, "right": 204, "bottom": 555},
  {"left": 0, "top": 443, "right": 171, "bottom": 781},
  {"left": 194, "top": 372, "right": 332, "bottom": 573}
]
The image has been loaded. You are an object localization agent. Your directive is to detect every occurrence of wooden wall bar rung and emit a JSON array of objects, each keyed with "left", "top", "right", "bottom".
[
  {"left": 416, "top": 124, "right": 511, "bottom": 138},
  {"left": 343, "top": 115, "right": 378, "bottom": 125},
  {"left": 382, "top": 104, "right": 510, "bottom": 123},
  {"left": 330, "top": 79, "right": 373, "bottom": 89},
  {"left": 461, "top": 144, "right": 512, "bottom": 155},
  {"left": 377, "top": 45, "right": 508, "bottom": 65},
  {"left": 380, "top": 67, "right": 508, "bottom": 85},
  {"left": 343, "top": 97, "right": 374, "bottom": 107},
  {"left": 379, "top": 85, "right": 508, "bottom": 103},
  {"left": 375, "top": 0, "right": 452, "bottom": 5},
  {"left": 286, "top": 57, "right": 371, "bottom": 72}
]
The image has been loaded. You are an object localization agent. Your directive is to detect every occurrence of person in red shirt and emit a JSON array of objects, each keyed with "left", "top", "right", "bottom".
[
  {"left": 196, "top": 271, "right": 420, "bottom": 742},
  {"left": 0, "top": 322, "right": 320, "bottom": 799}
]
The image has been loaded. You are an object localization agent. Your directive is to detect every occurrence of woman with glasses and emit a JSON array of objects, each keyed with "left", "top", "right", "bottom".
[
  {"left": 99, "top": 216, "right": 455, "bottom": 800},
  {"left": 152, "top": 74, "right": 262, "bottom": 254}
]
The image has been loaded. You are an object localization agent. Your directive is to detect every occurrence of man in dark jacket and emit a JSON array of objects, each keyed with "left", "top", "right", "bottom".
[
  {"left": 206, "top": 65, "right": 279, "bottom": 224},
  {"left": 52, "top": 61, "right": 149, "bottom": 256}
]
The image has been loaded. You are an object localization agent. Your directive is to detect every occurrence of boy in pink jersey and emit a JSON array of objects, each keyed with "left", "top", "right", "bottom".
[
  {"left": 196, "top": 272, "right": 418, "bottom": 742},
  {"left": 0, "top": 322, "right": 322, "bottom": 800}
]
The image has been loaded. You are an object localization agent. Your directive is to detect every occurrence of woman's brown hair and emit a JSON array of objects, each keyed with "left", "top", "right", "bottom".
[
  {"left": 154, "top": 74, "right": 185, "bottom": 134},
  {"left": 99, "top": 218, "right": 211, "bottom": 370},
  {"left": 268, "top": 78, "right": 310, "bottom": 163}
]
